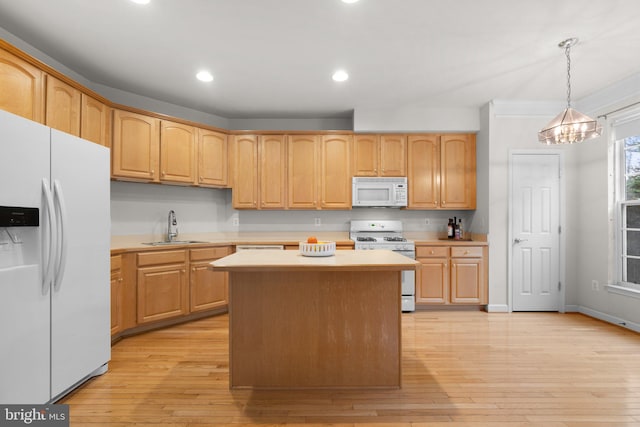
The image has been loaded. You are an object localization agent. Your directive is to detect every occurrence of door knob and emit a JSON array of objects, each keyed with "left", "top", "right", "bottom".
[{"left": 514, "top": 238, "right": 528, "bottom": 244}]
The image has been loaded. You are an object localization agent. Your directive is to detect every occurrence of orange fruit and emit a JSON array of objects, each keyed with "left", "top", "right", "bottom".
[{"left": 307, "top": 236, "right": 318, "bottom": 244}]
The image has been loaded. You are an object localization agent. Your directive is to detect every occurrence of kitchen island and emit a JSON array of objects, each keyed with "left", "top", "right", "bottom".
[{"left": 210, "top": 249, "right": 418, "bottom": 390}]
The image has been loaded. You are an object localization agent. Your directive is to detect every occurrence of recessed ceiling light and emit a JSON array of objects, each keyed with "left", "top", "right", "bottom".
[
  {"left": 130, "top": 0, "right": 150, "bottom": 4},
  {"left": 332, "top": 70, "right": 349, "bottom": 82},
  {"left": 342, "top": 0, "right": 359, "bottom": 3},
  {"left": 196, "top": 71, "right": 214, "bottom": 82}
]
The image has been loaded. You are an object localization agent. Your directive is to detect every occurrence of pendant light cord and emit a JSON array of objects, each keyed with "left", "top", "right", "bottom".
[{"left": 565, "top": 43, "right": 572, "bottom": 108}]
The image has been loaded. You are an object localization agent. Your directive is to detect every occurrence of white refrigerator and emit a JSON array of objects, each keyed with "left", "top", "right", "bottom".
[{"left": 0, "top": 109, "right": 111, "bottom": 404}]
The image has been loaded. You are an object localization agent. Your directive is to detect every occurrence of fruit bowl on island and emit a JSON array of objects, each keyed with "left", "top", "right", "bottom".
[{"left": 299, "top": 237, "right": 336, "bottom": 257}]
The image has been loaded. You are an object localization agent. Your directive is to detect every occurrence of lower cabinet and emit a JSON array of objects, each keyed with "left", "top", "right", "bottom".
[
  {"left": 137, "top": 249, "right": 189, "bottom": 324},
  {"left": 112, "top": 246, "right": 232, "bottom": 336},
  {"left": 416, "top": 245, "right": 488, "bottom": 305},
  {"left": 190, "top": 246, "right": 231, "bottom": 312},
  {"left": 110, "top": 255, "right": 123, "bottom": 336}
]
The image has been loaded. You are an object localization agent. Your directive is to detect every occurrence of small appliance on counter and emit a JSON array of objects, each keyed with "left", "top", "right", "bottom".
[{"left": 349, "top": 220, "right": 416, "bottom": 311}]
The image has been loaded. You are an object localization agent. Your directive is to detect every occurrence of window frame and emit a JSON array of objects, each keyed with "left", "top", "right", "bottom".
[{"left": 612, "top": 108, "right": 640, "bottom": 298}]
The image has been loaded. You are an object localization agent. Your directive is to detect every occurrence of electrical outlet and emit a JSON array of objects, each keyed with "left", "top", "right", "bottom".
[
  {"left": 592, "top": 280, "right": 599, "bottom": 291},
  {"left": 314, "top": 218, "right": 321, "bottom": 227},
  {"left": 232, "top": 217, "right": 239, "bottom": 227}
]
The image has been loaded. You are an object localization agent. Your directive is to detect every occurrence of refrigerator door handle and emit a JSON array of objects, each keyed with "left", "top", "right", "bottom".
[
  {"left": 53, "top": 180, "right": 69, "bottom": 291},
  {"left": 42, "top": 178, "right": 56, "bottom": 294}
]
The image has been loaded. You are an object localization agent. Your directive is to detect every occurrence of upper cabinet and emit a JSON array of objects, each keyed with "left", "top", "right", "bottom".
[
  {"left": 160, "top": 120, "right": 196, "bottom": 184},
  {"left": 0, "top": 47, "right": 45, "bottom": 123},
  {"left": 259, "top": 135, "right": 287, "bottom": 209},
  {"left": 353, "top": 134, "right": 406, "bottom": 177},
  {"left": 232, "top": 134, "right": 286, "bottom": 209},
  {"left": 287, "top": 135, "right": 319, "bottom": 209},
  {"left": 198, "top": 129, "right": 228, "bottom": 187},
  {"left": 319, "top": 135, "right": 352, "bottom": 209},
  {"left": 45, "top": 75, "right": 81, "bottom": 136},
  {"left": 440, "top": 134, "right": 476, "bottom": 209},
  {"left": 112, "top": 109, "right": 161, "bottom": 182},
  {"left": 407, "top": 134, "right": 476, "bottom": 210},
  {"left": 81, "top": 94, "right": 111, "bottom": 147},
  {"left": 232, "top": 135, "right": 259, "bottom": 208}
]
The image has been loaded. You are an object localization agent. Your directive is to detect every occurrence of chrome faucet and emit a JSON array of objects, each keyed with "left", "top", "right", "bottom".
[{"left": 167, "top": 210, "right": 178, "bottom": 242}]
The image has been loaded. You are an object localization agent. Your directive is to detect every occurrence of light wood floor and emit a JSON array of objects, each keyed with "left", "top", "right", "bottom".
[{"left": 62, "top": 311, "right": 640, "bottom": 426}]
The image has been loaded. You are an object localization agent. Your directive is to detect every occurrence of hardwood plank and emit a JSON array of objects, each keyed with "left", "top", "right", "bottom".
[{"left": 62, "top": 311, "right": 640, "bottom": 425}]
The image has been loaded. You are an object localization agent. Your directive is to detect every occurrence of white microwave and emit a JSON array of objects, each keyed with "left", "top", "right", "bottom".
[{"left": 352, "top": 177, "right": 408, "bottom": 207}]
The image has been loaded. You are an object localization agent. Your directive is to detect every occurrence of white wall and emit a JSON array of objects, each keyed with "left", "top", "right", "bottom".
[
  {"left": 110, "top": 181, "right": 231, "bottom": 237},
  {"left": 111, "top": 180, "right": 474, "bottom": 236},
  {"left": 486, "top": 100, "right": 582, "bottom": 312},
  {"left": 353, "top": 106, "right": 480, "bottom": 132}
]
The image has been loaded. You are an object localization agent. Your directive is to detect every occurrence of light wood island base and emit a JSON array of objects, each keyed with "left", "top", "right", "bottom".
[{"left": 211, "top": 249, "right": 418, "bottom": 390}]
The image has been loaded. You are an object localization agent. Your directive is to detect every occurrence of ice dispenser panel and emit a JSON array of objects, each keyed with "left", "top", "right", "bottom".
[{"left": 0, "top": 206, "right": 39, "bottom": 227}]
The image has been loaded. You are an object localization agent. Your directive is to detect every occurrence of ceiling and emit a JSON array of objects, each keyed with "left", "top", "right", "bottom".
[{"left": 0, "top": 0, "right": 639, "bottom": 119}]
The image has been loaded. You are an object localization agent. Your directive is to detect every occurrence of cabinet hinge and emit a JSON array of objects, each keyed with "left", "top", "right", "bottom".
[
  {"left": 558, "top": 225, "right": 561, "bottom": 234},
  {"left": 558, "top": 281, "right": 562, "bottom": 291}
]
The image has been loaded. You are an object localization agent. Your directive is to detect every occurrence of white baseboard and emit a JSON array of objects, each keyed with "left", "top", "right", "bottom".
[
  {"left": 486, "top": 304, "right": 509, "bottom": 313},
  {"left": 578, "top": 306, "right": 640, "bottom": 333},
  {"left": 564, "top": 305, "right": 580, "bottom": 312}
]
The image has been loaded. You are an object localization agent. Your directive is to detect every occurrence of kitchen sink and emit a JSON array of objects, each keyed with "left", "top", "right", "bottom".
[{"left": 142, "top": 240, "right": 208, "bottom": 246}]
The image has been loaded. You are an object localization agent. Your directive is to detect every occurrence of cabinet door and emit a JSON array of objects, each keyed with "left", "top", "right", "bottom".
[
  {"left": 198, "top": 129, "right": 227, "bottom": 187},
  {"left": 45, "top": 75, "right": 81, "bottom": 136},
  {"left": 353, "top": 134, "right": 378, "bottom": 176},
  {"left": 440, "top": 134, "right": 476, "bottom": 209},
  {"left": 137, "top": 263, "right": 188, "bottom": 324},
  {"left": 0, "top": 47, "right": 45, "bottom": 123},
  {"left": 190, "top": 261, "right": 228, "bottom": 312},
  {"left": 450, "top": 257, "right": 484, "bottom": 303},
  {"left": 232, "top": 135, "right": 259, "bottom": 208},
  {"left": 288, "top": 135, "right": 318, "bottom": 209},
  {"left": 407, "top": 134, "right": 440, "bottom": 209},
  {"left": 320, "top": 135, "right": 352, "bottom": 209},
  {"left": 260, "top": 135, "right": 287, "bottom": 209},
  {"left": 110, "top": 255, "right": 123, "bottom": 336},
  {"left": 81, "top": 94, "right": 111, "bottom": 147},
  {"left": 416, "top": 258, "right": 449, "bottom": 304},
  {"left": 160, "top": 120, "right": 196, "bottom": 184},
  {"left": 380, "top": 134, "right": 406, "bottom": 176},
  {"left": 112, "top": 110, "right": 160, "bottom": 181}
]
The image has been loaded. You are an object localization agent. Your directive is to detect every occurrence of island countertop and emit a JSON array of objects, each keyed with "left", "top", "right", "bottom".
[{"left": 210, "top": 249, "right": 419, "bottom": 272}]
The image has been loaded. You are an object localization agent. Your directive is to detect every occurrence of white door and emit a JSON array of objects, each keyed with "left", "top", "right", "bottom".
[{"left": 510, "top": 153, "right": 561, "bottom": 311}]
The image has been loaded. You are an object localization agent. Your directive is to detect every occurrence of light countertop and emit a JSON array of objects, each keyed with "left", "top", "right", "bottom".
[
  {"left": 211, "top": 249, "right": 419, "bottom": 272},
  {"left": 110, "top": 231, "right": 488, "bottom": 253}
]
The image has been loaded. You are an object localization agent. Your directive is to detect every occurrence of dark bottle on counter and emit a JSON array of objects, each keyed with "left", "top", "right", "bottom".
[{"left": 447, "top": 218, "right": 454, "bottom": 238}]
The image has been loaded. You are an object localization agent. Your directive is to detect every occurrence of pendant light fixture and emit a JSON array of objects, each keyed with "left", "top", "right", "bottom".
[{"left": 538, "top": 38, "right": 601, "bottom": 144}]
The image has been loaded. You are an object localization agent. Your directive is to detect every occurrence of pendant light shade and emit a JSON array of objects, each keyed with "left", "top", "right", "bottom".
[{"left": 538, "top": 38, "right": 602, "bottom": 144}]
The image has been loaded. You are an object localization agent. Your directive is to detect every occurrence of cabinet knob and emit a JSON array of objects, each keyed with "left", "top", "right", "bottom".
[
  {"left": 442, "top": 201, "right": 446, "bottom": 206},
  {"left": 199, "top": 176, "right": 203, "bottom": 181},
  {"left": 162, "top": 171, "right": 166, "bottom": 177},
  {"left": 118, "top": 278, "right": 123, "bottom": 282},
  {"left": 150, "top": 170, "right": 154, "bottom": 175},
  {"left": 429, "top": 250, "right": 434, "bottom": 255},
  {"left": 192, "top": 267, "right": 196, "bottom": 272}
]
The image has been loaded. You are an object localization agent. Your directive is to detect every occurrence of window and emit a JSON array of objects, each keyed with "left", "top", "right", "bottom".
[{"left": 614, "top": 110, "right": 640, "bottom": 293}]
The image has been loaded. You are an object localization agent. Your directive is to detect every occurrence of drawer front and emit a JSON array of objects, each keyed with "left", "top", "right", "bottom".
[
  {"left": 110, "top": 255, "right": 122, "bottom": 271},
  {"left": 416, "top": 246, "right": 449, "bottom": 258},
  {"left": 137, "top": 249, "right": 187, "bottom": 266},
  {"left": 190, "top": 246, "right": 232, "bottom": 261},
  {"left": 451, "top": 246, "right": 484, "bottom": 258}
]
